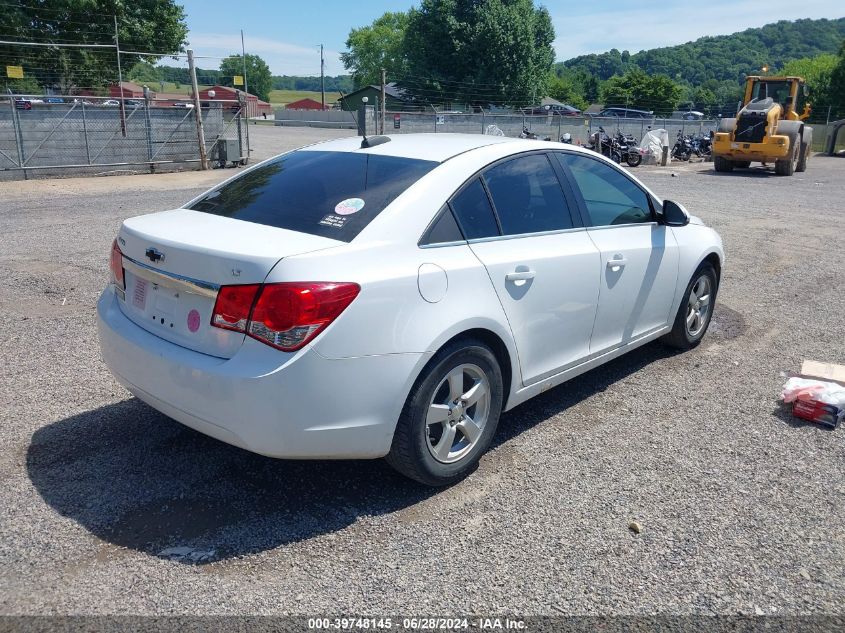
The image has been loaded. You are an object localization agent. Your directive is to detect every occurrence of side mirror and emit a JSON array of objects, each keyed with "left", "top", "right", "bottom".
[{"left": 662, "top": 200, "right": 690, "bottom": 227}]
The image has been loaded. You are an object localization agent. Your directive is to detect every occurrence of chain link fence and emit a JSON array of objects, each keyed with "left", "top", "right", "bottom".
[{"left": 0, "top": 95, "right": 249, "bottom": 180}]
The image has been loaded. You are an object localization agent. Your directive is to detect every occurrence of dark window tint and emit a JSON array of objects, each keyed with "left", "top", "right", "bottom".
[
  {"left": 556, "top": 153, "right": 652, "bottom": 226},
  {"left": 188, "top": 150, "right": 437, "bottom": 242},
  {"left": 421, "top": 206, "right": 464, "bottom": 245},
  {"left": 449, "top": 178, "right": 499, "bottom": 240},
  {"left": 483, "top": 154, "right": 573, "bottom": 236}
]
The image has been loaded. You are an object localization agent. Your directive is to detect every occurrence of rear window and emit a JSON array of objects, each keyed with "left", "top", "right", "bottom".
[{"left": 188, "top": 150, "right": 437, "bottom": 241}]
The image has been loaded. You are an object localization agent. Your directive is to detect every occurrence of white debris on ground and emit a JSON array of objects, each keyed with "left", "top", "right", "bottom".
[{"left": 158, "top": 546, "right": 216, "bottom": 563}]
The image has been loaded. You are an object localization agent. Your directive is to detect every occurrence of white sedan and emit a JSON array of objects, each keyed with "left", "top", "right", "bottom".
[{"left": 98, "top": 134, "right": 723, "bottom": 486}]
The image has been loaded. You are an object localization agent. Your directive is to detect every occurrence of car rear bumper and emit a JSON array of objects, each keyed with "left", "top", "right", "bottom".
[
  {"left": 97, "top": 286, "right": 425, "bottom": 459},
  {"left": 713, "top": 133, "right": 791, "bottom": 159}
]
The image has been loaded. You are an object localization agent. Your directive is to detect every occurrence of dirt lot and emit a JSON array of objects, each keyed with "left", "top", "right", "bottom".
[{"left": 0, "top": 133, "right": 843, "bottom": 617}]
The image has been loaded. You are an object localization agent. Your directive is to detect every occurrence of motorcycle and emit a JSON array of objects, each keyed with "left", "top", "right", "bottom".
[
  {"left": 560, "top": 132, "right": 573, "bottom": 144},
  {"left": 611, "top": 130, "right": 642, "bottom": 167},
  {"left": 519, "top": 127, "right": 551, "bottom": 141},
  {"left": 586, "top": 126, "right": 613, "bottom": 157},
  {"left": 671, "top": 130, "right": 695, "bottom": 161}
]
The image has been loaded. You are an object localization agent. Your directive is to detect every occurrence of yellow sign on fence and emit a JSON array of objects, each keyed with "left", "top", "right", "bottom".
[
  {"left": 6, "top": 65, "right": 24, "bottom": 79},
  {"left": 233, "top": 75, "right": 244, "bottom": 86}
]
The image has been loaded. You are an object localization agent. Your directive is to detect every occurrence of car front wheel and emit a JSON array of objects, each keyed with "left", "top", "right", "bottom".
[
  {"left": 663, "top": 263, "right": 718, "bottom": 350},
  {"left": 387, "top": 339, "right": 503, "bottom": 486}
]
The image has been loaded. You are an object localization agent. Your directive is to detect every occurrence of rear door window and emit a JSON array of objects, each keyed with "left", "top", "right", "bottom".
[
  {"left": 188, "top": 150, "right": 437, "bottom": 242},
  {"left": 482, "top": 154, "right": 575, "bottom": 236}
]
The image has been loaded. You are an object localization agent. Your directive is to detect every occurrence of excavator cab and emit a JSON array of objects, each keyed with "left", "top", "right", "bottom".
[{"left": 712, "top": 76, "right": 812, "bottom": 176}]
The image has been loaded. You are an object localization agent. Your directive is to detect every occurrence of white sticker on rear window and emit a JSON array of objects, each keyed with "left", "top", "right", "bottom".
[
  {"left": 319, "top": 214, "right": 349, "bottom": 228},
  {"left": 334, "top": 197, "right": 365, "bottom": 215}
]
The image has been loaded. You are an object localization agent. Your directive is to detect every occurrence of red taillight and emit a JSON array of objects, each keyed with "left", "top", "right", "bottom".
[
  {"left": 210, "top": 282, "right": 360, "bottom": 351},
  {"left": 210, "top": 284, "right": 260, "bottom": 332},
  {"left": 110, "top": 239, "right": 124, "bottom": 287}
]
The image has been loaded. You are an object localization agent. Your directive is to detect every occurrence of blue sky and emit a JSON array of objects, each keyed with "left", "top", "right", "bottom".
[{"left": 179, "top": 0, "right": 844, "bottom": 76}]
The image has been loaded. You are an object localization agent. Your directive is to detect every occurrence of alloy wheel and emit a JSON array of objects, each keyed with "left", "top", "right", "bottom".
[
  {"left": 686, "top": 275, "right": 712, "bottom": 337},
  {"left": 425, "top": 364, "right": 491, "bottom": 464}
]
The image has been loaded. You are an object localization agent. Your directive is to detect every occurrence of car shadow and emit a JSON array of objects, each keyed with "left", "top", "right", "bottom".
[{"left": 27, "top": 340, "right": 686, "bottom": 566}]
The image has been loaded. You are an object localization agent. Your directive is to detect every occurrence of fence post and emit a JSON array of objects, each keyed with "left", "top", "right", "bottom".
[
  {"left": 481, "top": 110, "right": 485, "bottom": 134},
  {"left": 81, "top": 99, "right": 92, "bottom": 165},
  {"left": 187, "top": 48, "right": 209, "bottom": 170},
  {"left": 8, "top": 94, "right": 27, "bottom": 180},
  {"left": 143, "top": 85, "right": 154, "bottom": 173}
]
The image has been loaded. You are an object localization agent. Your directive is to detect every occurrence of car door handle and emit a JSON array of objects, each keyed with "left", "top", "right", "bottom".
[
  {"left": 505, "top": 269, "right": 535, "bottom": 281},
  {"left": 607, "top": 256, "right": 628, "bottom": 270}
]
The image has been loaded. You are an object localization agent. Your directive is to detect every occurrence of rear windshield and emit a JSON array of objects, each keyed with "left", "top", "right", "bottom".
[{"left": 188, "top": 150, "right": 438, "bottom": 241}]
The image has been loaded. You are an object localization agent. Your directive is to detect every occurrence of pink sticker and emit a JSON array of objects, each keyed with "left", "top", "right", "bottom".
[
  {"left": 187, "top": 309, "right": 201, "bottom": 333},
  {"left": 334, "top": 197, "right": 365, "bottom": 216}
]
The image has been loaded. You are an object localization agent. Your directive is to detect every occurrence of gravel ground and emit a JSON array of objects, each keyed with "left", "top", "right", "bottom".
[{"left": 0, "top": 132, "right": 843, "bottom": 617}]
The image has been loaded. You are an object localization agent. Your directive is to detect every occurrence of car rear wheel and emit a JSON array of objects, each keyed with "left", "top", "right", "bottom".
[
  {"left": 662, "top": 263, "right": 718, "bottom": 350},
  {"left": 386, "top": 339, "right": 503, "bottom": 486}
]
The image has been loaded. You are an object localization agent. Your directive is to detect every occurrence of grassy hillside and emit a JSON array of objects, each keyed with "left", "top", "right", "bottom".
[
  {"left": 559, "top": 17, "right": 845, "bottom": 85},
  {"left": 269, "top": 89, "right": 341, "bottom": 107}
]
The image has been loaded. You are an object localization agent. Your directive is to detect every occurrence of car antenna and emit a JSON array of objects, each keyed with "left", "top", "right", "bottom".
[{"left": 336, "top": 88, "right": 390, "bottom": 148}]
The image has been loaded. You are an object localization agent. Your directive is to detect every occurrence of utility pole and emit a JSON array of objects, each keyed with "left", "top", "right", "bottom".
[
  {"left": 380, "top": 67, "right": 386, "bottom": 135},
  {"left": 320, "top": 44, "right": 325, "bottom": 110},
  {"left": 114, "top": 15, "right": 126, "bottom": 137},
  {"left": 241, "top": 29, "right": 250, "bottom": 160},
  {"left": 187, "top": 49, "right": 209, "bottom": 170}
]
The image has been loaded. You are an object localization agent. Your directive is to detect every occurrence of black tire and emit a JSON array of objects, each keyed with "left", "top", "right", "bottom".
[
  {"left": 386, "top": 339, "right": 504, "bottom": 486},
  {"left": 796, "top": 140, "right": 809, "bottom": 172},
  {"left": 775, "top": 135, "right": 798, "bottom": 176},
  {"left": 714, "top": 156, "right": 733, "bottom": 172},
  {"left": 733, "top": 160, "right": 751, "bottom": 168},
  {"left": 626, "top": 152, "right": 642, "bottom": 167},
  {"left": 662, "top": 263, "right": 718, "bottom": 350}
]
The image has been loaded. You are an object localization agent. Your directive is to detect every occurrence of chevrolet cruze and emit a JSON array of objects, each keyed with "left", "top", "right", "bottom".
[{"left": 98, "top": 133, "right": 724, "bottom": 486}]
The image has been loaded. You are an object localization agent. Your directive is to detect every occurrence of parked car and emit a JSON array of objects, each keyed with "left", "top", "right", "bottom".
[
  {"left": 682, "top": 110, "right": 705, "bottom": 120},
  {"left": 173, "top": 102, "right": 194, "bottom": 109},
  {"left": 98, "top": 134, "right": 723, "bottom": 486},
  {"left": 523, "top": 104, "right": 581, "bottom": 116},
  {"left": 45, "top": 97, "right": 65, "bottom": 104},
  {"left": 594, "top": 107, "right": 654, "bottom": 119},
  {"left": 13, "top": 98, "right": 32, "bottom": 110},
  {"left": 101, "top": 100, "right": 120, "bottom": 107},
  {"left": 125, "top": 99, "right": 142, "bottom": 107}
]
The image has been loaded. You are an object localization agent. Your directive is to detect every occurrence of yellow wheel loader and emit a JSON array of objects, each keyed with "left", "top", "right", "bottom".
[{"left": 712, "top": 76, "right": 812, "bottom": 176}]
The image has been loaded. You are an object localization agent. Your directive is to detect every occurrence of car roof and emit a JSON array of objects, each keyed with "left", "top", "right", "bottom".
[{"left": 300, "top": 133, "right": 520, "bottom": 163}]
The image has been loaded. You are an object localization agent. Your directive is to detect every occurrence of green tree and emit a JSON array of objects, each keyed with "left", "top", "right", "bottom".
[
  {"left": 220, "top": 54, "right": 272, "bottom": 101},
  {"left": 600, "top": 68, "right": 683, "bottom": 116},
  {"left": 0, "top": 0, "right": 187, "bottom": 93},
  {"left": 829, "top": 41, "right": 845, "bottom": 117},
  {"left": 401, "top": 0, "right": 555, "bottom": 108},
  {"left": 127, "top": 61, "right": 162, "bottom": 84},
  {"left": 547, "top": 74, "right": 588, "bottom": 110},
  {"left": 780, "top": 52, "right": 839, "bottom": 109},
  {"left": 341, "top": 12, "right": 409, "bottom": 88}
]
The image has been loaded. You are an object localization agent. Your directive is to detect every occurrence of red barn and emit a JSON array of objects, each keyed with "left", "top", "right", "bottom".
[
  {"left": 284, "top": 97, "right": 326, "bottom": 111},
  {"left": 198, "top": 85, "right": 272, "bottom": 118}
]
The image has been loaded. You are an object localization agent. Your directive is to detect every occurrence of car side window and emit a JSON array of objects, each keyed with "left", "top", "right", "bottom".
[
  {"left": 556, "top": 153, "right": 653, "bottom": 226},
  {"left": 449, "top": 178, "right": 500, "bottom": 240},
  {"left": 482, "top": 154, "right": 574, "bottom": 236}
]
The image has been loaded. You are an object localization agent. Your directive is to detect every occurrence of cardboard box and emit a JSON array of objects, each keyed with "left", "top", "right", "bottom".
[{"left": 800, "top": 360, "right": 845, "bottom": 387}]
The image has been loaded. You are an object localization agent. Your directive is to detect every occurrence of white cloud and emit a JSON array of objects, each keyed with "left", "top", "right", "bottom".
[{"left": 186, "top": 32, "right": 344, "bottom": 76}]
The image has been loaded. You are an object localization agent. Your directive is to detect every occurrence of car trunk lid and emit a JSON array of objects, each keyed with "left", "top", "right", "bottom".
[{"left": 116, "top": 209, "right": 342, "bottom": 358}]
